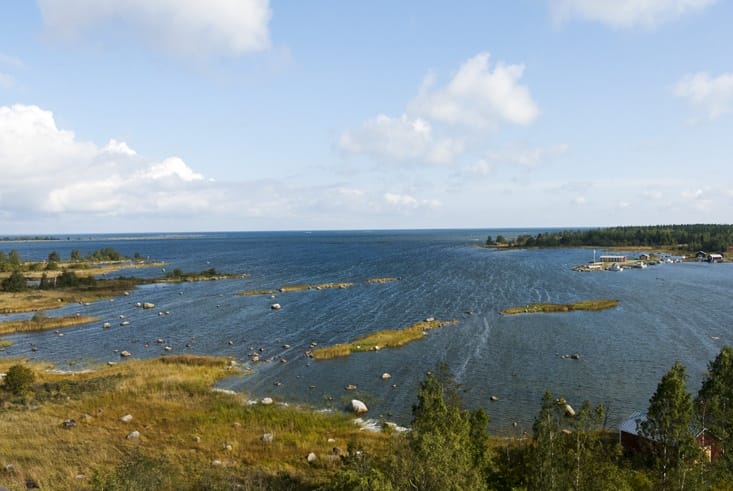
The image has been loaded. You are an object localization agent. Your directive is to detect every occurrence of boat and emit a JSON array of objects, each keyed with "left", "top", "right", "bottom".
[{"left": 609, "top": 263, "right": 623, "bottom": 272}]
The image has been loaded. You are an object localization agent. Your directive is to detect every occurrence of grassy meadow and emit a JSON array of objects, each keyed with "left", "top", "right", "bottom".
[{"left": 0, "top": 355, "right": 391, "bottom": 490}]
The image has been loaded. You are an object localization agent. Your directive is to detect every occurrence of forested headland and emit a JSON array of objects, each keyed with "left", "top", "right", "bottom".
[{"left": 486, "top": 224, "right": 733, "bottom": 253}]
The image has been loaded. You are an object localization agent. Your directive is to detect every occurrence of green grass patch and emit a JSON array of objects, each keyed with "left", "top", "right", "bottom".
[
  {"left": 500, "top": 299, "right": 619, "bottom": 315},
  {"left": 312, "top": 319, "right": 458, "bottom": 360}
]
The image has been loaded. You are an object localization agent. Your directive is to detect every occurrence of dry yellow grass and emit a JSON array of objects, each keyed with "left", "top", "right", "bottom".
[
  {"left": 312, "top": 319, "right": 458, "bottom": 360},
  {"left": 366, "top": 277, "right": 398, "bottom": 284},
  {"left": 0, "top": 356, "right": 390, "bottom": 490},
  {"left": 0, "top": 315, "right": 98, "bottom": 335},
  {"left": 0, "top": 261, "right": 166, "bottom": 281},
  {"left": 500, "top": 299, "right": 619, "bottom": 315}
]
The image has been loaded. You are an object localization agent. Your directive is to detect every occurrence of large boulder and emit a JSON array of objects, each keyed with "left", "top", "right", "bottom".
[{"left": 350, "top": 399, "right": 368, "bottom": 414}]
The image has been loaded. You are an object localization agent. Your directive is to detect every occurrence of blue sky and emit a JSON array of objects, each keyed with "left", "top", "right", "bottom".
[{"left": 1, "top": 0, "right": 732, "bottom": 233}]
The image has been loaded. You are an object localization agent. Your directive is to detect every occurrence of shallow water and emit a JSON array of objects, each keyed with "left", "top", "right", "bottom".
[{"left": 2, "top": 230, "right": 731, "bottom": 434}]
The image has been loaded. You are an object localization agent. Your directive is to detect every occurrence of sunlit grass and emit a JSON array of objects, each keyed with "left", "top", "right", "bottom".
[
  {"left": 0, "top": 356, "right": 391, "bottom": 490},
  {"left": 312, "top": 319, "right": 458, "bottom": 360},
  {"left": 0, "top": 315, "right": 98, "bottom": 335}
]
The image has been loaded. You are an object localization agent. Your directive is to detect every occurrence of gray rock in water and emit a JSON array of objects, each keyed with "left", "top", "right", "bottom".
[
  {"left": 270, "top": 303, "right": 281, "bottom": 310},
  {"left": 381, "top": 373, "right": 392, "bottom": 380}
]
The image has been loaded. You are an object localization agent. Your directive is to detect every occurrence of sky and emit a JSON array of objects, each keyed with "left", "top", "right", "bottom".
[{"left": 1, "top": 0, "right": 732, "bottom": 234}]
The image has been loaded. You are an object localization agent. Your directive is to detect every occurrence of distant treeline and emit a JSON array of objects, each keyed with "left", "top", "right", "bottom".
[
  {"left": 487, "top": 224, "right": 733, "bottom": 252},
  {"left": 0, "top": 247, "right": 131, "bottom": 273},
  {"left": 0, "top": 236, "right": 59, "bottom": 241}
]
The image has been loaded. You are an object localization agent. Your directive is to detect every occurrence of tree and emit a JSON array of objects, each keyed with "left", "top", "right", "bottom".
[
  {"left": 1, "top": 270, "right": 27, "bottom": 292},
  {"left": 529, "top": 391, "right": 568, "bottom": 490},
  {"left": 696, "top": 346, "right": 733, "bottom": 476},
  {"left": 496, "top": 235, "right": 506, "bottom": 244},
  {"left": 4, "top": 364, "right": 34, "bottom": 395},
  {"left": 640, "top": 361, "right": 699, "bottom": 489},
  {"left": 48, "top": 251, "right": 60, "bottom": 262},
  {"left": 70, "top": 249, "right": 81, "bottom": 261},
  {"left": 486, "top": 235, "right": 495, "bottom": 245},
  {"left": 7, "top": 249, "right": 21, "bottom": 266},
  {"left": 397, "top": 365, "right": 489, "bottom": 490}
]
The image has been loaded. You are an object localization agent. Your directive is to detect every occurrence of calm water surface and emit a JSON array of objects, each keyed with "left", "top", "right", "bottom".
[{"left": 2, "top": 230, "right": 731, "bottom": 434}]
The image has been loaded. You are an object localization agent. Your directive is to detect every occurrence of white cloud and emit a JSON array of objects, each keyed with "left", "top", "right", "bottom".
[
  {"left": 408, "top": 52, "right": 539, "bottom": 130},
  {"left": 674, "top": 72, "right": 733, "bottom": 121},
  {"left": 486, "top": 143, "right": 568, "bottom": 168},
  {"left": 0, "top": 104, "right": 213, "bottom": 217},
  {"left": 339, "top": 114, "right": 464, "bottom": 164},
  {"left": 384, "top": 193, "right": 442, "bottom": 210},
  {"left": 573, "top": 195, "right": 587, "bottom": 205},
  {"left": 464, "top": 159, "right": 491, "bottom": 177},
  {"left": 550, "top": 0, "right": 718, "bottom": 28},
  {"left": 103, "top": 139, "right": 137, "bottom": 156},
  {"left": 642, "top": 189, "right": 663, "bottom": 200},
  {"left": 38, "top": 0, "right": 271, "bottom": 58},
  {"left": 136, "top": 157, "right": 205, "bottom": 182}
]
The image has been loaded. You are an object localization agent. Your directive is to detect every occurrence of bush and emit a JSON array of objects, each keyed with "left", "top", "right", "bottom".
[
  {"left": 2, "top": 270, "right": 27, "bottom": 292},
  {"left": 5, "top": 364, "right": 35, "bottom": 394}
]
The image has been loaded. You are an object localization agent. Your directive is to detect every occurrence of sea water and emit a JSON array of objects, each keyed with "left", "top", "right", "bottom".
[{"left": 1, "top": 230, "right": 731, "bottom": 434}]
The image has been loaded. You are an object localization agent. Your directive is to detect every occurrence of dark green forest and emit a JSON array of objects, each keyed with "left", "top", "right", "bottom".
[{"left": 487, "top": 224, "right": 733, "bottom": 252}]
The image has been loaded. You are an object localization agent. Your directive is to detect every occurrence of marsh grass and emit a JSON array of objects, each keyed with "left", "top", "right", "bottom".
[
  {"left": 0, "top": 315, "right": 98, "bottom": 335},
  {"left": 500, "top": 299, "right": 619, "bottom": 315},
  {"left": 312, "top": 319, "right": 458, "bottom": 360},
  {"left": 0, "top": 356, "right": 390, "bottom": 490}
]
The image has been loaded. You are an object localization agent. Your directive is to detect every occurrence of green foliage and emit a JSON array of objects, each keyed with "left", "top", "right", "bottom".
[
  {"left": 485, "top": 235, "right": 495, "bottom": 245},
  {"left": 697, "top": 346, "right": 733, "bottom": 478},
  {"left": 53, "top": 270, "right": 96, "bottom": 288},
  {"left": 38, "top": 272, "right": 52, "bottom": 289},
  {"left": 70, "top": 249, "right": 82, "bottom": 261},
  {"left": 529, "top": 391, "right": 565, "bottom": 490},
  {"left": 2, "top": 270, "right": 27, "bottom": 292},
  {"left": 45, "top": 260, "right": 59, "bottom": 271},
  {"left": 48, "top": 251, "right": 60, "bottom": 262},
  {"left": 396, "top": 365, "right": 489, "bottom": 490},
  {"left": 86, "top": 247, "right": 125, "bottom": 261},
  {"left": 495, "top": 224, "right": 733, "bottom": 252},
  {"left": 641, "top": 361, "right": 700, "bottom": 489},
  {"left": 528, "top": 392, "right": 630, "bottom": 490},
  {"left": 4, "top": 364, "right": 35, "bottom": 395}
]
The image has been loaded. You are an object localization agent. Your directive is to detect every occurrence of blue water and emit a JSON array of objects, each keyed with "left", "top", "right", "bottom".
[{"left": 1, "top": 230, "right": 731, "bottom": 434}]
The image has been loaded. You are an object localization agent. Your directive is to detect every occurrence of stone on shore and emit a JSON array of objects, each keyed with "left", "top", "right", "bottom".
[{"left": 350, "top": 399, "right": 368, "bottom": 414}]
